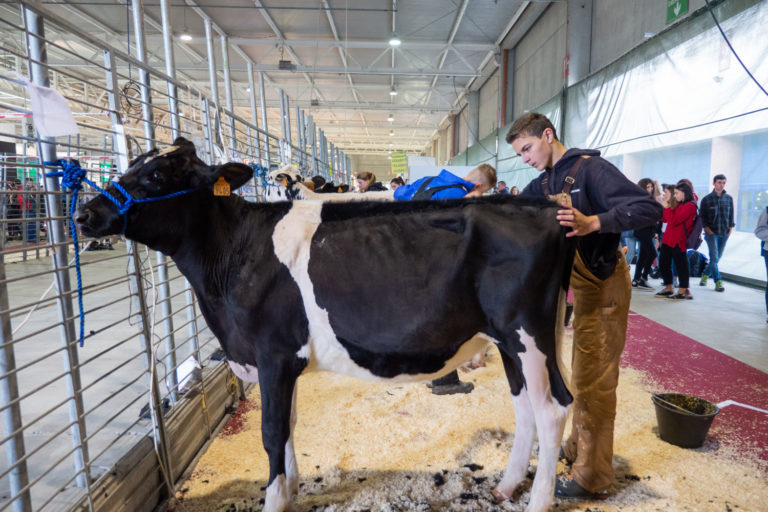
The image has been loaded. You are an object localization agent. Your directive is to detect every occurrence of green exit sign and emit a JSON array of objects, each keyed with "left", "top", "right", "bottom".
[{"left": 667, "top": 0, "right": 689, "bottom": 23}]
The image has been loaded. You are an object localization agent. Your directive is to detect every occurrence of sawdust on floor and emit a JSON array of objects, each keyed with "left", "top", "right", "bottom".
[{"left": 170, "top": 336, "right": 767, "bottom": 512}]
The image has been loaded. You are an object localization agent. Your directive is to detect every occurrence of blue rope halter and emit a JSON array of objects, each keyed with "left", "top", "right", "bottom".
[{"left": 45, "top": 159, "right": 195, "bottom": 347}]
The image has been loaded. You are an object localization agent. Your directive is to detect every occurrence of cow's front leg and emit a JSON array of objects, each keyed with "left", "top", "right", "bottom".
[{"left": 259, "top": 359, "right": 303, "bottom": 512}]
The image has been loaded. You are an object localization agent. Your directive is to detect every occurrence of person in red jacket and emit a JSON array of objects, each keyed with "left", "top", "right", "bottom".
[{"left": 655, "top": 180, "right": 697, "bottom": 300}]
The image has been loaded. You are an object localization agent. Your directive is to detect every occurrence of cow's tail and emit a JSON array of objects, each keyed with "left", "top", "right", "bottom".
[{"left": 554, "top": 236, "right": 576, "bottom": 390}]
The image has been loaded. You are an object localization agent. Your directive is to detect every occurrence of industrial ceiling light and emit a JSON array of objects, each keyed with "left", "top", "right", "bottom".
[
  {"left": 388, "top": 34, "right": 401, "bottom": 46},
  {"left": 179, "top": 32, "right": 193, "bottom": 41},
  {"left": 387, "top": 113, "right": 394, "bottom": 122},
  {"left": 389, "top": 87, "right": 397, "bottom": 96}
]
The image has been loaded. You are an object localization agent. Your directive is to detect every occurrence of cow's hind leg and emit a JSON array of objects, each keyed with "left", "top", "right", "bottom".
[
  {"left": 259, "top": 359, "right": 304, "bottom": 512},
  {"left": 517, "top": 327, "right": 569, "bottom": 512},
  {"left": 285, "top": 384, "right": 299, "bottom": 496},
  {"left": 493, "top": 379, "right": 536, "bottom": 502}
]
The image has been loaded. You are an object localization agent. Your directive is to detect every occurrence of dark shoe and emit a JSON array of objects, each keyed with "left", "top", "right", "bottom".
[
  {"left": 668, "top": 291, "right": 693, "bottom": 300},
  {"left": 635, "top": 279, "right": 653, "bottom": 290},
  {"left": 555, "top": 476, "right": 609, "bottom": 500},
  {"left": 632, "top": 279, "right": 639, "bottom": 287},
  {"left": 558, "top": 447, "right": 573, "bottom": 465},
  {"left": 655, "top": 290, "right": 674, "bottom": 298},
  {"left": 431, "top": 381, "right": 474, "bottom": 395}
]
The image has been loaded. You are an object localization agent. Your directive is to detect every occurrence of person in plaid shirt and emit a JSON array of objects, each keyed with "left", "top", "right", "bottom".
[{"left": 699, "top": 174, "right": 735, "bottom": 292}]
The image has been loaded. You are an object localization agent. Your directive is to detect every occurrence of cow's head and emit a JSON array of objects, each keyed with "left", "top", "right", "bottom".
[
  {"left": 75, "top": 137, "right": 253, "bottom": 243},
  {"left": 265, "top": 166, "right": 305, "bottom": 202}
]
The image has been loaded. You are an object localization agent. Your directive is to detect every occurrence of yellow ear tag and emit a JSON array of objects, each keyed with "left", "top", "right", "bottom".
[
  {"left": 213, "top": 176, "right": 231, "bottom": 196},
  {"left": 282, "top": 178, "right": 288, "bottom": 187}
]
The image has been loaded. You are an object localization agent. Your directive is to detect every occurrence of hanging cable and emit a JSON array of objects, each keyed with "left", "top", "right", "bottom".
[{"left": 704, "top": 0, "right": 768, "bottom": 97}]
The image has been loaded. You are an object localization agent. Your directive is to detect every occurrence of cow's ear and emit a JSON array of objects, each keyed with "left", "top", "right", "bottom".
[{"left": 203, "top": 163, "right": 254, "bottom": 191}]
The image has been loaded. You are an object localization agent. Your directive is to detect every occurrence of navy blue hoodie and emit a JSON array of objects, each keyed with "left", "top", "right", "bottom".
[{"left": 522, "top": 148, "right": 663, "bottom": 280}]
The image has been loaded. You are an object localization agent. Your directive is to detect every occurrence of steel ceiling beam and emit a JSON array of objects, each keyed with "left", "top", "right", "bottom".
[
  {"left": 169, "top": 63, "right": 480, "bottom": 77},
  {"left": 227, "top": 38, "right": 496, "bottom": 52}
]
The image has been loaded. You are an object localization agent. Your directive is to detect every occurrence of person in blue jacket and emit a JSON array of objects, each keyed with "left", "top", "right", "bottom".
[
  {"left": 394, "top": 164, "right": 496, "bottom": 201},
  {"left": 394, "top": 163, "right": 497, "bottom": 395}
]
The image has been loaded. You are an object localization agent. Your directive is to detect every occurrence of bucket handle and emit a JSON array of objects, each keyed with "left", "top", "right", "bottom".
[{"left": 652, "top": 394, "right": 699, "bottom": 416}]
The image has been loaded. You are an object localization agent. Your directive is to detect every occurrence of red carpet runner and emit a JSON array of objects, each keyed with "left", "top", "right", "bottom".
[{"left": 622, "top": 312, "right": 768, "bottom": 466}]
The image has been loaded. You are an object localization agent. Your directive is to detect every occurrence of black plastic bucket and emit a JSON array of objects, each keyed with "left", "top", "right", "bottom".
[{"left": 651, "top": 393, "right": 720, "bottom": 448}]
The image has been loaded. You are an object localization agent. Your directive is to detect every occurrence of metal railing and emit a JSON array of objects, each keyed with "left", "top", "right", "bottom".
[{"left": 0, "top": 1, "right": 351, "bottom": 510}]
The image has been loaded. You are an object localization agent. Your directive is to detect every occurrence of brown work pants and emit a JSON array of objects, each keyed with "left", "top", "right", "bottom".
[{"left": 562, "top": 249, "right": 631, "bottom": 493}]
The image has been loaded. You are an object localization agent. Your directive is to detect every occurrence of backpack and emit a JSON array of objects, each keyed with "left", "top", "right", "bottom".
[
  {"left": 411, "top": 176, "right": 470, "bottom": 200},
  {"left": 683, "top": 204, "right": 704, "bottom": 250}
]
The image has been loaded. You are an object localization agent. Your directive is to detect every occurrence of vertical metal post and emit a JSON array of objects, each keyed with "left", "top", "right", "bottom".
[
  {"left": 159, "top": 0, "right": 179, "bottom": 139},
  {"left": 309, "top": 116, "right": 318, "bottom": 175},
  {"left": 278, "top": 90, "right": 287, "bottom": 164},
  {"left": 201, "top": 97, "right": 215, "bottom": 165},
  {"left": 203, "top": 19, "right": 223, "bottom": 152},
  {"left": 131, "top": 0, "right": 155, "bottom": 152},
  {"left": 294, "top": 106, "right": 301, "bottom": 168},
  {"left": 22, "top": 6, "right": 91, "bottom": 491},
  {"left": 329, "top": 142, "right": 335, "bottom": 178},
  {"left": 346, "top": 155, "right": 351, "bottom": 185},
  {"left": 158, "top": 0, "right": 179, "bottom": 401},
  {"left": 220, "top": 34, "right": 236, "bottom": 154},
  {"left": 257, "top": 71, "right": 269, "bottom": 165},
  {"left": 0, "top": 250, "right": 31, "bottom": 512},
  {"left": 246, "top": 62, "right": 261, "bottom": 162},
  {"left": 284, "top": 95, "right": 292, "bottom": 164},
  {"left": 129, "top": 242, "right": 176, "bottom": 486}
]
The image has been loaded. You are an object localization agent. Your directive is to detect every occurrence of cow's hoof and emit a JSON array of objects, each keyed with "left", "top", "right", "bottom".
[
  {"left": 491, "top": 488, "right": 510, "bottom": 503},
  {"left": 431, "top": 381, "right": 474, "bottom": 395}
]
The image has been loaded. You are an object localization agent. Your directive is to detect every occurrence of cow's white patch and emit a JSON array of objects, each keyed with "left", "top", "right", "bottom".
[
  {"left": 263, "top": 473, "right": 289, "bottom": 512},
  {"left": 228, "top": 361, "right": 259, "bottom": 383},
  {"left": 515, "top": 326, "right": 569, "bottom": 512},
  {"left": 273, "top": 202, "right": 489, "bottom": 382}
]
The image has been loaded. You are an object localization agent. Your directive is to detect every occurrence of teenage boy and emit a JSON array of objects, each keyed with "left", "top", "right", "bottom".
[
  {"left": 506, "top": 113, "right": 662, "bottom": 500},
  {"left": 699, "top": 174, "right": 734, "bottom": 291}
]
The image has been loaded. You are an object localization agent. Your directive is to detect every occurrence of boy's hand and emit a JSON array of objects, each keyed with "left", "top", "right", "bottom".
[{"left": 557, "top": 204, "right": 601, "bottom": 237}]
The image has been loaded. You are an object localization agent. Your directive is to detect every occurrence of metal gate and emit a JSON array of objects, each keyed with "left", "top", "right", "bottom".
[{"left": 0, "top": 1, "right": 350, "bottom": 510}]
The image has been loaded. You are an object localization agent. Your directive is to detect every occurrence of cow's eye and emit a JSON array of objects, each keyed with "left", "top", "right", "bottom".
[{"left": 150, "top": 170, "right": 163, "bottom": 182}]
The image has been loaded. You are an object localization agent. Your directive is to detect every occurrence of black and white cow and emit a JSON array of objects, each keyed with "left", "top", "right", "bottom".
[
  {"left": 76, "top": 138, "right": 574, "bottom": 512},
  {"left": 266, "top": 166, "right": 394, "bottom": 202}
]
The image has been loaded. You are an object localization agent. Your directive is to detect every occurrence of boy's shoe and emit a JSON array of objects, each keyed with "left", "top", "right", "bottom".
[
  {"left": 715, "top": 280, "right": 724, "bottom": 292},
  {"left": 668, "top": 291, "right": 693, "bottom": 300},
  {"left": 699, "top": 275, "right": 708, "bottom": 286},
  {"left": 555, "top": 475, "right": 610, "bottom": 500}
]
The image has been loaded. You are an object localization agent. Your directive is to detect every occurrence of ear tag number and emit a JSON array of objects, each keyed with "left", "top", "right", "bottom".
[{"left": 213, "top": 176, "right": 231, "bottom": 196}]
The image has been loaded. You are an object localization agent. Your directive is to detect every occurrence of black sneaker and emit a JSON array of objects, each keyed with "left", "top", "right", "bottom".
[
  {"left": 555, "top": 476, "right": 610, "bottom": 500},
  {"left": 636, "top": 279, "right": 653, "bottom": 290},
  {"left": 655, "top": 290, "right": 674, "bottom": 298}
]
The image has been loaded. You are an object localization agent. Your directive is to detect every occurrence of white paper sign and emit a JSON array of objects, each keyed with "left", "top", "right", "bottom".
[{"left": 25, "top": 80, "right": 79, "bottom": 137}]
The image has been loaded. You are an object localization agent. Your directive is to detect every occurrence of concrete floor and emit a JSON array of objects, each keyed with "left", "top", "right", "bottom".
[{"left": 628, "top": 268, "right": 768, "bottom": 373}]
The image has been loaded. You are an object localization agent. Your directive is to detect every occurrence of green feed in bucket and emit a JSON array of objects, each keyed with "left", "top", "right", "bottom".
[{"left": 651, "top": 393, "right": 720, "bottom": 448}]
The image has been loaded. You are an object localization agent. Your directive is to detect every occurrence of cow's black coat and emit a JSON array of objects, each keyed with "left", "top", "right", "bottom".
[{"left": 76, "top": 138, "right": 575, "bottom": 511}]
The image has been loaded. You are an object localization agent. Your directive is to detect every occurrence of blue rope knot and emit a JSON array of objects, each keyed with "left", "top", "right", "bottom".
[{"left": 45, "top": 159, "right": 196, "bottom": 347}]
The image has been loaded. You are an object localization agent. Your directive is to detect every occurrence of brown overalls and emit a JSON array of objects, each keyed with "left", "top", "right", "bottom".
[{"left": 548, "top": 158, "right": 631, "bottom": 493}]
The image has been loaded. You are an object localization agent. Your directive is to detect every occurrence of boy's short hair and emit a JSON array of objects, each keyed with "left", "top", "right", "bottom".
[
  {"left": 712, "top": 174, "right": 726, "bottom": 183},
  {"left": 505, "top": 112, "right": 559, "bottom": 144},
  {"left": 466, "top": 163, "right": 497, "bottom": 188}
]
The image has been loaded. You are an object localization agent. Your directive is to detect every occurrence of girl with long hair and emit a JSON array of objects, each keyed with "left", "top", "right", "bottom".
[{"left": 655, "top": 181, "right": 697, "bottom": 300}]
